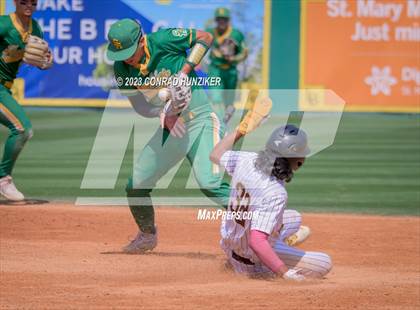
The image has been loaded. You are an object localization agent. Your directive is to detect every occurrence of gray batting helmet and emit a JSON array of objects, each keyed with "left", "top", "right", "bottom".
[{"left": 265, "top": 125, "right": 310, "bottom": 158}]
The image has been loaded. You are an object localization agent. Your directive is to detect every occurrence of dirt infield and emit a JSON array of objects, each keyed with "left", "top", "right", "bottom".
[{"left": 0, "top": 204, "right": 419, "bottom": 309}]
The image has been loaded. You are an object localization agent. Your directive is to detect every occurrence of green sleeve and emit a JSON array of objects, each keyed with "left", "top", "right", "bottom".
[
  {"left": 232, "top": 30, "right": 248, "bottom": 63},
  {"left": 32, "top": 19, "right": 44, "bottom": 39},
  {"left": 0, "top": 16, "right": 8, "bottom": 38},
  {"left": 157, "top": 28, "right": 197, "bottom": 54},
  {"left": 205, "top": 27, "right": 214, "bottom": 36},
  {"left": 235, "top": 30, "right": 245, "bottom": 53}
]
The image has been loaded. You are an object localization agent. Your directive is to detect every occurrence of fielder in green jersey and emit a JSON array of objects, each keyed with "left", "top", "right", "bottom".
[
  {"left": 107, "top": 19, "right": 230, "bottom": 253},
  {"left": 206, "top": 7, "right": 248, "bottom": 124},
  {"left": 0, "top": 0, "right": 51, "bottom": 201}
]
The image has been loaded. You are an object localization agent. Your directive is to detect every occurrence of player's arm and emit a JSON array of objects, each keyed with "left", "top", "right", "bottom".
[
  {"left": 128, "top": 92, "right": 161, "bottom": 118},
  {"left": 230, "top": 45, "right": 248, "bottom": 63},
  {"left": 248, "top": 196, "right": 289, "bottom": 276},
  {"left": 210, "top": 131, "right": 243, "bottom": 165},
  {"left": 249, "top": 197, "right": 305, "bottom": 281},
  {"left": 126, "top": 90, "right": 185, "bottom": 136},
  {"left": 0, "top": 17, "right": 8, "bottom": 39},
  {"left": 115, "top": 62, "right": 162, "bottom": 118},
  {"left": 210, "top": 96, "right": 273, "bottom": 165},
  {"left": 181, "top": 30, "right": 213, "bottom": 75},
  {"left": 249, "top": 229, "right": 288, "bottom": 275},
  {"left": 161, "top": 29, "right": 213, "bottom": 118},
  {"left": 249, "top": 230, "right": 303, "bottom": 281},
  {"left": 230, "top": 34, "right": 248, "bottom": 63}
]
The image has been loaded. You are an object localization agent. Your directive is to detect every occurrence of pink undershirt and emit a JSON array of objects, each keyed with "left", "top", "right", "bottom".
[{"left": 249, "top": 229, "right": 285, "bottom": 274}]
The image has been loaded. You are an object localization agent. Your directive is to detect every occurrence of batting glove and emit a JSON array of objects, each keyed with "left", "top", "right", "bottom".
[
  {"left": 237, "top": 97, "right": 272, "bottom": 135},
  {"left": 168, "top": 72, "right": 191, "bottom": 113}
]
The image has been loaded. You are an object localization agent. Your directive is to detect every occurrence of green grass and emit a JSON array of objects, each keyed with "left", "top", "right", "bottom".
[{"left": 1, "top": 109, "right": 419, "bottom": 216}]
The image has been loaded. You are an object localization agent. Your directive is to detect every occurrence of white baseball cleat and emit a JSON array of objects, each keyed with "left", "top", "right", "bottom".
[
  {"left": 284, "top": 225, "right": 311, "bottom": 246},
  {"left": 122, "top": 228, "right": 158, "bottom": 254},
  {"left": 0, "top": 175, "right": 25, "bottom": 201}
]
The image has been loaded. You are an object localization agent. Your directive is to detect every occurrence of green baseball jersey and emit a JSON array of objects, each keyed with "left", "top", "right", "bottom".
[
  {"left": 0, "top": 13, "right": 44, "bottom": 81},
  {"left": 114, "top": 28, "right": 210, "bottom": 112},
  {"left": 206, "top": 26, "right": 246, "bottom": 69}
]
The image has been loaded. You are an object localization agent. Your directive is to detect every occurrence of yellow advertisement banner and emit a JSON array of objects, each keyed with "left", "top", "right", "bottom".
[{"left": 300, "top": 0, "right": 420, "bottom": 112}]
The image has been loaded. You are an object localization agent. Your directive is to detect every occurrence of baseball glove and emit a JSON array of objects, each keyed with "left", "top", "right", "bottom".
[
  {"left": 23, "top": 35, "right": 53, "bottom": 69},
  {"left": 219, "top": 38, "right": 238, "bottom": 58}
]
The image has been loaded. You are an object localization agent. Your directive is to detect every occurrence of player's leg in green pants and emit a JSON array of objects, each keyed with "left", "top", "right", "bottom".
[
  {"left": 126, "top": 127, "right": 188, "bottom": 233},
  {"left": 0, "top": 85, "right": 33, "bottom": 178},
  {"left": 126, "top": 111, "right": 230, "bottom": 233},
  {"left": 207, "top": 64, "right": 226, "bottom": 121},
  {"left": 208, "top": 64, "right": 238, "bottom": 121},
  {"left": 222, "top": 68, "right": 238, "bottom": 108},
  {"left": 186, "top": 112, "right": 230, "bottom": 205}
]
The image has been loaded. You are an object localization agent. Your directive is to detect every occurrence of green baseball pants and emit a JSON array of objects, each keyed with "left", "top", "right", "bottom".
[
  {"left": 207, "top": 64, "right": 238, "bottom": 121},
  {"left": 0, "top": 84, "right": 32, "bottom": 178},
  {"left": 126, "top": 109, "right": 231, "bottom": 233}
]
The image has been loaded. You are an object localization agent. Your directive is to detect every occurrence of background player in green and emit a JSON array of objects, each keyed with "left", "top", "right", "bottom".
[
  {"left": 0, "top": 0, "right": 52, "bottom": 201},
  {"left": 106, "top": 19, "right": 231, "bottom": 253},
  {"left": 206, "top": 7, "right": 248, "bottom": 124}
]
